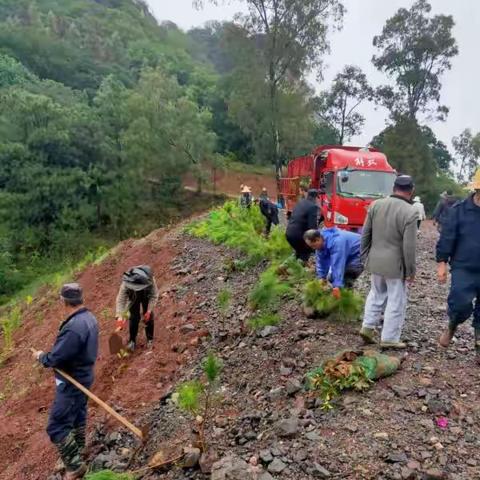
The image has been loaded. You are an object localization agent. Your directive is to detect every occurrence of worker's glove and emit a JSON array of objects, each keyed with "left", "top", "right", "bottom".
[
  {"left": 143, "top": 311, "right": 152, "bottom": 323},
  {"left": 115, "top": 317, "right": 126, "bottom": 332},
  {"left": 332, "top": 287, "right": 341, "bottom": 300}
]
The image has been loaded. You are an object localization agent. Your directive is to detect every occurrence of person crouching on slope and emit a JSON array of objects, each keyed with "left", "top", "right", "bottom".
[
  {"left": 32, "top": 283, "right": 98, "bottom": 480},
  {"left": 304, "top": 228, "right": 363, "bottom": 299},
  {"left": 115, "top": 265, "right": 158, "bottom": 351},
  {"left": 437, "top": 169, "right": 480, "bottom": 363}
]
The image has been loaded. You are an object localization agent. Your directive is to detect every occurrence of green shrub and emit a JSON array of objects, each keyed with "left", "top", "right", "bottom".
[
  {"left": 248, "top": 313, "right": 281, "bottom": 330},
  {"left": 248, "top": 265, "right": 293, "bottom": 311},
  {"left": 177, "top": 381, "right": 204, "bottom": 414},
  {"left": 186, "top": 201, "right": 292, "bottom": 264}
]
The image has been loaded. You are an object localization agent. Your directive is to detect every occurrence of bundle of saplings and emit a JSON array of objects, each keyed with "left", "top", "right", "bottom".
[{"left": 305, "top": 349, "right": 402, "bottom": 409}]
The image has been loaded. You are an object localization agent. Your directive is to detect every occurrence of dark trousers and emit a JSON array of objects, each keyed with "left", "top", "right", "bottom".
[
  {"left": 47, "top": 380, "right": 89, "bottom": 444},
  {"left": 417, "top": 220, "right": 422, "bottom": 229},
  {"left": 286, "top": 232, "right": 312, "bottom": 262},
  {"left": 448, "top": 269, "right": 480, "bottom": 328},
  {"left": 129, "top": 290, "right": 154, "bottom": 343},
  {"left": 264, "top": 213, "right": 279, "bottom": 235},
  {"left": 344, "top": 265, "right": 364, "bottom": 289}
]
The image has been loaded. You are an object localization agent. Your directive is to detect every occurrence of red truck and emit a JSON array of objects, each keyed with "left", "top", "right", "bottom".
[{"left": 279, "top": 145, "right": 396, "bottom": 232}]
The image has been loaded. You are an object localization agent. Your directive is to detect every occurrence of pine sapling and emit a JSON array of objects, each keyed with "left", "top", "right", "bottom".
[{"left": 175, "top": 351, "right": 223, "bottom": 453}]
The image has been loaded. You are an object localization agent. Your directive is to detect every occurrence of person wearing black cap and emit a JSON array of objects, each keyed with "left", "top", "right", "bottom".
[
  {"left": 359, "top": 175, "right": 417, "bottom": 349},
  {"left": 286, "top": 189, "right": 319, "bottom": 262},
  {"left": 115, "top": 265, "right": 158, "bottom": 351},
  {"left": 31, "top": 283, "right": 98, "bottom": 480}
]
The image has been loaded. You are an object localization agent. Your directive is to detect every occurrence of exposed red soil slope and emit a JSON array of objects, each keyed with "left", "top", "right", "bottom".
[
  {"left": 0, "top": 227, "right": 205, "bottom": 480},
  {"left": 184, "top": 167, "right": 277, "bottom": 198}
]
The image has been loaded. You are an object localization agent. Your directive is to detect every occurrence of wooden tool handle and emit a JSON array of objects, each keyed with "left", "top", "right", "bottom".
[{"left": 55, "top": 368, "right": 144, "bottom": 440}]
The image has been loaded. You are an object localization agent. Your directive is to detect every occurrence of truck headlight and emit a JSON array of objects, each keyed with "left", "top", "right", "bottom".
[{"left": 334, "top": 212, "right": 349, "bottom": 225}]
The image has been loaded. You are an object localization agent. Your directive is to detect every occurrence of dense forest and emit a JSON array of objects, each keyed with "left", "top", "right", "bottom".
[{"left": 0, "top": 0, "right": 478, "bottom": 300}]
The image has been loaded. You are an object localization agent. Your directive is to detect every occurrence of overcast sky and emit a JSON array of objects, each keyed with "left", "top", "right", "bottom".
[{"left": 146, "top": 0, "right": 479, "bottom": 151}]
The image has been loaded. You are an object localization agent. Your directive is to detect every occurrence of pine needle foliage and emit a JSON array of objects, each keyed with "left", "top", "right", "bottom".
[
  {"left": 303, "top": 280, "right": 364, "bottom": 322},
  {"left": 202, "top": 351, "right": 223, "bottom": 384},
  {"left": 85, "top": 471, "right": 133, "bottom": 480},
  {"left": 248, "top": 265, "right": 293, "bottom": 311},
  {"left": 186, "top": 201, "right": 292, "bottom": 264},
  {"left": 217, "top": 288, "right": 231, "bottom": 312},
  {"left": 248, "top": 312, "right": 281, "bottom": 329},
  {"left": 177, "top": 381, "right": 204, "bottom": 414}
]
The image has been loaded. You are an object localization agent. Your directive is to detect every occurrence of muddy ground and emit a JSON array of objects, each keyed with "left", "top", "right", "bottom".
[{"left": 1, "top": 221, "right": 479, "bottom": 480}]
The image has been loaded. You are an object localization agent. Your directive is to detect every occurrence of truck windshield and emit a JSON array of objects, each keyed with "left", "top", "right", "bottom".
[{"left": 337, "top": 170, "right": 396, "bottom": 198}]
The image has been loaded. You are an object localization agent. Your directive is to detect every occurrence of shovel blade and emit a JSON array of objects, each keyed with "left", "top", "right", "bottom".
[{"left": 109, "top": 332, "right": 124, "bottom": 355}]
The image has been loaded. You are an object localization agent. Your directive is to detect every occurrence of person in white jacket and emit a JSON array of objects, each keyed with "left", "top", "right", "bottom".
[{"left": 413, "top": 196, "right": 426, "bottom": 230}]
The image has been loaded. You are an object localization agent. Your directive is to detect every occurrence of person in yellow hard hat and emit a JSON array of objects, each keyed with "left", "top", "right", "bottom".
[{"left": 437, "top": 168, "right": 480, "bottom": 363}]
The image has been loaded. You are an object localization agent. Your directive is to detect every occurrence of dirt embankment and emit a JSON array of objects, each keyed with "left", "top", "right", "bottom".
[
  {"left": 0, "top": 227, "right": 209, "bottom": 480},
  {"left": 184, "top": 167, "right": 277, "bottom": 198}
]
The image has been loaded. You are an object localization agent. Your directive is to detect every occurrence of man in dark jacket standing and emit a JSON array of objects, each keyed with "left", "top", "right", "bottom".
[
  {"left": 286, "top": 189, "right": 319, "bottom": 262},
  {"left": 359, "top": 175, "right": 417, "bottom": 349},
  {"left": 437, "top": 169, "right": 480, "bottom": 362},
  {"left": 32, "top": 283, "right": 98, "bottom": 480}
]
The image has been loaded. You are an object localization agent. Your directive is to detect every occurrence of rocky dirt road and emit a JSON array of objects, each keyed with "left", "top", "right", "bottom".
[{"left": 2, "top": 220, "right": 479, "bottom": 480}]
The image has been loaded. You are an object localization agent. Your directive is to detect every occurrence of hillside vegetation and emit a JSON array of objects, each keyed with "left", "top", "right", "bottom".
[{"left": 0, "top": 0, "right": 476, "bottom": 302}]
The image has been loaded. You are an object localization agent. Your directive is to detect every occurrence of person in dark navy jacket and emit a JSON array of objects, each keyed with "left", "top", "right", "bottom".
[
  {"left": 437, "top": 169, "right": 480, "bottom": 363},
  {"left": 32, "top": 283, "right": 98, "bottom": 479}
]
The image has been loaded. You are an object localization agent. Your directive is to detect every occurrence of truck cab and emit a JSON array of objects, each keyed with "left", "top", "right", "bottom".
[{"left": 279, "top": 145, "right": 396, "bottom": 232}]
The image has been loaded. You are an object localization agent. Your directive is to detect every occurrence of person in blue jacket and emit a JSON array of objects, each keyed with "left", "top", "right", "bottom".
[
  {"left": 304, "top": 227, "right": 363, "bottom": 298},
  {"left": 32, "top": 283, "right": 98, "bottom": 480},
  {"left": 437, "top": 169, "right": 480, "bottom": 363}
]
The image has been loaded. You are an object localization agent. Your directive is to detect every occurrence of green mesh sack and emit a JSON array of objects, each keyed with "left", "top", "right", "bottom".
[{"left": 354, "top": 350, "right": 401, "bottom": 380}]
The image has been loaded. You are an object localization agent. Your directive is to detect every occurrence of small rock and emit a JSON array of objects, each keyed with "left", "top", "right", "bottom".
[
  {"left": 180, "top": 324, "right": 196, "bottom": 334},
  {"left": 259, "top": 326, "right": 279, "bottom": 338},
  {"left": 374, "top": 432, "right": 389, "bottom": 440},
  {"left": 286, "top": 379, "right": 302, "bottom": 396},
  {"left": 260, "top": 450, "right": 273, "bottom": 464},
  {"left": 280, "top": 366, "right": 293, "bottom": 376},
  {"left": 406, "top": 460, "right": 420, "bottom": 470},
  {"left": 269, "top": 387, "right": 285, "bottom": 401},
  {"left": 424, "top": 468, "right": 446, "bottom": 479},
  {"left": 466, "top": 458, "right": 477, "bottom": 467},
  {"left": 259, "top": 473, "right": 275, "bottom": 480},
  {"left": 305, "top": 431, "right": 321, "bottom": 441},
  {"left": 310, "top": 462, "right": 331, "bottom": 477},
  {"left": 249, "top": 456, "right": 258, "bottom": 466},
  {"left": 199, "top": 451, "right": 219, "bottom": 474},
  {"left": 268, "top": 458, "right": 287, "bottom": 474},
  {"left": 400, "top": 467, "right": 415, "bottom": 479},
  {"left": 183, "top": 447, "right": 201, "bottom": 468},
  {"left": 386, "top": 452, "right": 408, "bottom": 464},
  {"left": 275, "top": 417, "right": 299, "bottom": 438}
]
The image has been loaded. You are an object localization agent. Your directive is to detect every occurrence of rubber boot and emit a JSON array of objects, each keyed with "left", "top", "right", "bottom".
[
  {"left": 73, "top": 425, "right": 87, "bottom": 458},
  {"left": 474, "top": 328, "right": 480, "bottom": 365},
  {"left": 439, "top": 321, "right": 457, "bottom": 348},
  {"left": 55, "top": 431, "right": 86, "bottom": 479}
]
